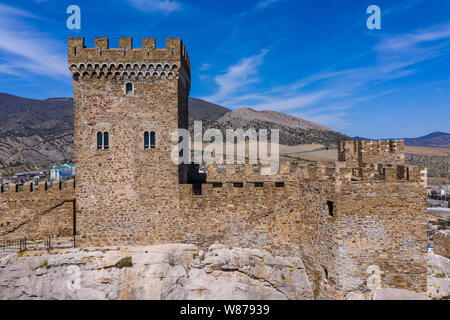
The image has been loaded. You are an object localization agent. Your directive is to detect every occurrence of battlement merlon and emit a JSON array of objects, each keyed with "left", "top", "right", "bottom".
[
  {"left": 338, "top": 139, "right": 406, "bottom": 166},
  {"left": 68, "top": 37, "right": 191, "bottom": 78}
]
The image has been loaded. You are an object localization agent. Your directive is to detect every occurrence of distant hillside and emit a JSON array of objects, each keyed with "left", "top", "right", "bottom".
[
  {"left": 0, "top": 93, "right": 74, "bottom": 176},
  {"left": 188, "top": 97, "right": 230, "bottom": 125},
  {"left": 404, "top": 132, "right": 450, "bottom": 148},
  {"left": 354, "top": 131, "right": 450, "bottom": 148},
  {"left": 199, "top": 107, "right": 349, "bottom": 146},
  {"left": 0, "top": 93, "right": 348, "bottom": 175}
]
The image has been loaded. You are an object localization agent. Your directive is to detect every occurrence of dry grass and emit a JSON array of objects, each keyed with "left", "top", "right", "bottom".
[
  {"left": 405, "top": 146, "right": 450, "bottom": 157},
  {"left": 189, "top": 142, "right": 340, "bottom": 163}
]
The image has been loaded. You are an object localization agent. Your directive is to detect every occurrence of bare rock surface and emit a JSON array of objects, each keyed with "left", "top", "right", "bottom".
[
  {"left": 426, "top": 252, "right": 450, "bottom": 299},
  {"left": 373, "top": 288, "right": 428, "bottom": 300},
  {"left": 0, "top": 243, "right": 313, "bottom": 300}
]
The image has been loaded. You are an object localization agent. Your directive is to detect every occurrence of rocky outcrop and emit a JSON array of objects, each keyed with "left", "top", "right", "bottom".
[
  {"left": 372, "top": 288, "right": 428, "bottom": 300},
  {"left": 2, "top": 244, "right": 447, "bottom": 300},
  {"left": 0, "top": 244, "right": 313, "bottom": 300},
  {"left": 427, "top": 252, "right": 450, "bottom": 299}
]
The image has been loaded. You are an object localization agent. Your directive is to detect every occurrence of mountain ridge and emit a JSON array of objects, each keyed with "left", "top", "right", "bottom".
[{"left": 354, "top": 131, "right": 450, "bottom": 148}]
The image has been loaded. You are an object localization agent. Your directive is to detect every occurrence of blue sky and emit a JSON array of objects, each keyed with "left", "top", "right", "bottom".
[{"left": 0, "top": 0, "right": 449, "bottom": 138}]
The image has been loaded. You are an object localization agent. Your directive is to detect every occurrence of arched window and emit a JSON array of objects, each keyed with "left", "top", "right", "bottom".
[
  {"left": 150, "top": 131, "right": 156, "bottom": 148},
  {"left": 126, "top": 82, "right": 133, "bottom": 95},
  {"left": 144, "top": 131, "right": 149, "bottom": 149},
  {"left": 97, "top": 132, "right": 103, "bottom": 150},
  {"left": 103, "top": 132, "right": 109, "bottom": 149},
  {"left": 97, "top": 131, "right": 109, "bottom": 150}
]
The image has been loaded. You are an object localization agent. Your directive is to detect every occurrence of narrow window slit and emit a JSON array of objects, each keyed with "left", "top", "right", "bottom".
[{"left": 327, "top": 201, "right": 334, "bottom": 217}]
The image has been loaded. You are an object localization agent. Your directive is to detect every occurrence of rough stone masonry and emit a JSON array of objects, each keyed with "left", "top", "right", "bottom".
[{"left": 0, "top": 37, "right": 428, "bottom": 299}]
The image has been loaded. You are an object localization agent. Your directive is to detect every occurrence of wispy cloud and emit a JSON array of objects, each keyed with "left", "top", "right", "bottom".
[
  {"left": 255, "top": 0, "right": 279, "bottom": 10},
  {"left": 127, "top": 0, "right": 181, "bottom": 13},
  {"left": 0, "top": 3, "right": 41, "bottom": 19},
  {"left": 203, "top": 49, "right": 268, "bottom": 102},
  {"left": 376, "top": 23, "right": 450, "bottom": 52},
  {"left": 199, "top": 63, "right": 212, "bottom": 71},
  {"left": 203, "top": 21, "right": 450, "bottom": 130},
  {"left": 0, "top": 4, "right": 68, "bottom": 78},
  {"left": 384, "top": 0, "right": 425, "bottom": 15}
]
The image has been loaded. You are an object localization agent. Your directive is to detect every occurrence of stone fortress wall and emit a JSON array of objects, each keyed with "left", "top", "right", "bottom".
[
  {"left": 177, "top": 141, "right": 427, "bottom": 298},
  {"left": 0, "top": 180, "right": 75, "bottom": 240},
  {"left": 0, "top": 37, "right": 428, "bottom": 299}
]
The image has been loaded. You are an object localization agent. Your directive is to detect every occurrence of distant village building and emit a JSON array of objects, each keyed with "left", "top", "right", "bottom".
[
  {"left": 50, "top": 163, "right": 75, "bottom": 181},
  {"left": 13, "top": 170, "right": 45, "bottom": 184}
]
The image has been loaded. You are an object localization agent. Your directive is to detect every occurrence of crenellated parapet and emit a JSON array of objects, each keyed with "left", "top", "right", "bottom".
[
  {"left": 0, "top": 180, "right": 75, "bottom": 198},
  {"left": 194, "top": 159, "right": 424, "bottom": 190},
  {"left": 0, "top": 180, "right": 75, "bottom": 240},
  {"left": 203, "top": 163, "right": 338, "bottom": 183},
  {"left": 340, "top": 164, "right": 425, "bottom": 183},
  {"left": 180, "top": 180, "right": 301, "bottom": 198},
  {"left": 338, "top": 140, "right": 405, "bottom": 166},
  {"left": 68, "top": 37, "right": 190, "bottom": 89}
]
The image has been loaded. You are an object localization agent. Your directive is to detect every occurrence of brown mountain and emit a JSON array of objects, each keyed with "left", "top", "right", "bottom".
[
  {"left": 0, "top": 93, "right": 74, "bottom": 176},
  {"left": 198, "top": 107, "right": 349, "bottom": 146},
  {"left": 0, "top": 93, "right": 348, "bottom": 176},
  {"left": 404, "top": 132, "right": 450, "bottom": 148}
]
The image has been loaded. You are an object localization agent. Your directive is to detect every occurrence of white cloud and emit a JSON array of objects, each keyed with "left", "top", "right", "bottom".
[
  {"left": 127, "top": 0, "right": 181, "bottom": 13},
  {"left": 256, "top": 0, "right": 279, "bottom": 9},
  {"left": 203, "top": 49, "right": 268, "bottom": 102},
  {"left": 0, "top": 4, "right": 68, "bottom": 78},
  {"left": 202, "top": 22, "right": 450, "bottom": 130},
  {"left": 199, "top": 63, "right": 212, "bottom": 71},
  {"left": 376, "top": 23, "right": 450, "bottom": 52},
  {"left": 0, "top": 3, "right": 41, "bottom": 19}
]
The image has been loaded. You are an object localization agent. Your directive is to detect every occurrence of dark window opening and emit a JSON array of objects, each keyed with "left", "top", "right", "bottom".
[
  {"left": 192, "top": 183, "right": 202, "bottom": 195},
  {"left": 327, "top": 201, "right": 334, "bottom": 217},
  {"left": 126, "top": 82, "right": 133, "bottom": 95},
  {"left": 150, "top": 131, "right": 156, "bottom": 148},
  {"left": 97, "top": 132, "right": 103, "bottom": 150},
  {"left": 254, "top": 182, "right": 264, "bottom": 187},
  {"left": 323, "top": 267, "right": 328, "bottom": 279},
  {"left": 97, "top": 131, "right": 109, "bottom": 150},
  {"left": 275, "top": 182, "right": 285, "bottom": 188},
  {"left": 0, "top": 184, "right": 4, "bottom": 193},
  {"left": 233, "top": 182, "right": 243, "bottom": 188},
  {"left": 144, "top": 131, "right": 149, "bottom": 149},
  {"left": 213, "top": 183, "right": 223, "bottom": 188},
  {"left": 30, "top": 183, "right": 34, "bottom": 192},
  {"left": 103, "top": 132, "right": 109, "bottom": 149}
]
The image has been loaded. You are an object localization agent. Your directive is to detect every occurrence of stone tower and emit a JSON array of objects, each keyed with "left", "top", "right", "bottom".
[{"left": 68, "top": 37, "right": 190, "bottom": 246}]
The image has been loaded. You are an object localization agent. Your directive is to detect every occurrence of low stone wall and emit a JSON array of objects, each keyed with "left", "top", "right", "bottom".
[{"left": 0, "top": 180, "right": 75, "bottom": 240}]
